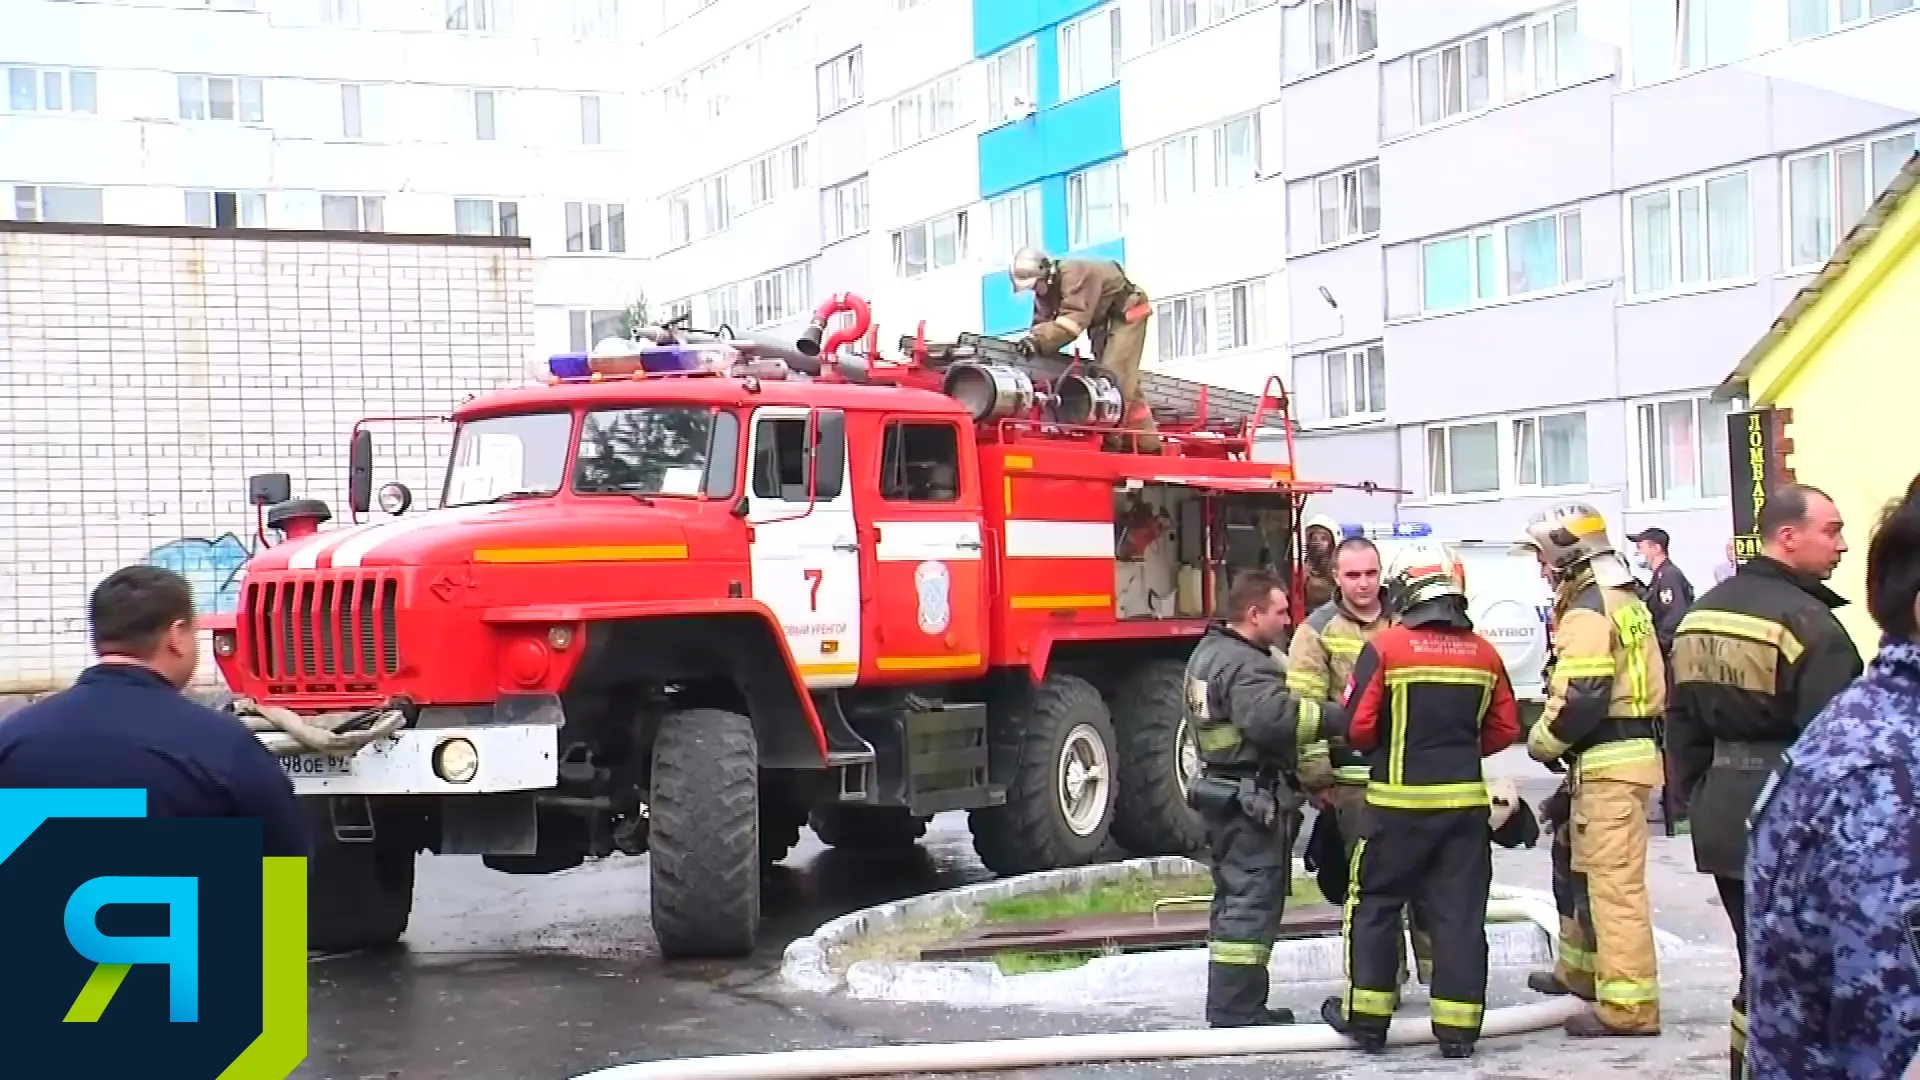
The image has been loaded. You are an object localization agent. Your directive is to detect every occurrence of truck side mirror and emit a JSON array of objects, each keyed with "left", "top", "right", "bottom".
[
  {"left": 810, "top": 409, "right": 846, "bottom": 501},
  {"left": 349, "top": 429, "right": 374, "bottom": 515},
  {"left": 248, "top": 472, "right": 292, "bottom": 507}
]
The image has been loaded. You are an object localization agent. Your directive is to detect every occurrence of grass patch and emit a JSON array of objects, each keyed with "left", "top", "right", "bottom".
[
  {"left": 992, "top": 949, "right": 1102, "bottom": 975},
  {"left": 979, "top": 870, "right": 1324, "bottom": 924}
]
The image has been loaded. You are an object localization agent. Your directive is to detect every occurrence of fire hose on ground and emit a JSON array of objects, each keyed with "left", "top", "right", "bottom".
[
  {"left": 226, "top": 697, "right": 410, "bottom": 758},
  {"left": 570, "top": 892, "right": 1583, "bottom": 1080}
]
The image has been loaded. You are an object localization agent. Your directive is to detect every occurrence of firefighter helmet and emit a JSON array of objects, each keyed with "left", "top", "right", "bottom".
[
  {"left": 1382, "top": 540, "right": 1466, "bottom": 614},
  {"left": 1009, "top": 247, "right": 1054, "bottom": 293},
  {"left": 1519, "top": 502, "right": 1634, "bottom": 587}
]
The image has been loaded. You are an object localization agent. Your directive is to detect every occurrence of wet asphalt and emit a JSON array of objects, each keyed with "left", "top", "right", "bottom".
[{"left": 295, "top": 777, "right": 1696, "bottom": 1080}]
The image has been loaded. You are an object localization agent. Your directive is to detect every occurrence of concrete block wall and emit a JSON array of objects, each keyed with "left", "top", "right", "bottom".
[{"left": 0, "top": 224, "right": 534, "bottom": 695}]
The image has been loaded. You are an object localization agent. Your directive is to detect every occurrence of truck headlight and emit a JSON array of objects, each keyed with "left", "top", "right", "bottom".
[
  {"left": 433, "top": 738, "right": 480, "bottom": 784},
  {"left": 212, "top": 631, "right": 237, "bottom": 657}
]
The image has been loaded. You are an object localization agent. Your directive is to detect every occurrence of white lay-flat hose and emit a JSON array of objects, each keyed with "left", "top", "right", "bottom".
[{"left": 576, "top": 895, "right": 1579, "bottom": 1080}]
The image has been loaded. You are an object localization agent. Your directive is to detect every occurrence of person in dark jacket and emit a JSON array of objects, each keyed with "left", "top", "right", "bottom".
[
  {"left": 1666, "top": 484, "right": 1863, "bottom": 1079},
  {"left": 1746, "top": 474, "right": 1920, "bottom": 1079},
  {"left": 1319, "top": 541, "right": 1520, "bottom": 1059},
  {"left": 1629, "top": 527, "right": 1696, "bottom": 654},
  {"left": 0, "top": 565, "right": 307, "bottom": 858},
  {"left": 1186, "top": 569, "right": 1348, "bottom": 1028},
  {"left": 1010, "top": 246, "right": 1157, "bottom": 453}
]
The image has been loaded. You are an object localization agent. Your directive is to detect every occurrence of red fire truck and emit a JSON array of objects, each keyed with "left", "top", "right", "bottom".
[{"left": 207, "top": 295, "right": 1335, "bottom": 959}]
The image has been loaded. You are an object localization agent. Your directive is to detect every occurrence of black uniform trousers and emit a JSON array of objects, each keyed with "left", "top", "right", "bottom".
[
  {"left": 1717, "top": 874, "right": 1747, "bottom": 1080},
  {"left": 1344, "top": 806, "right": 1493, "bottom": 1043},
  {"left": 1204, "top": 805, "right": 1295, "bottom": 1025}
]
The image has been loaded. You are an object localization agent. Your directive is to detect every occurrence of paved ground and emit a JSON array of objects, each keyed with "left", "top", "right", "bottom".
[{"left": 296, "top": 766, "right": 1739, "bottom": 1080}]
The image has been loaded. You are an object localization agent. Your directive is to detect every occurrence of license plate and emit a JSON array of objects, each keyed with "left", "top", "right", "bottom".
[{"left": 281, "top": 753, "right": 355, "bottom": 778}]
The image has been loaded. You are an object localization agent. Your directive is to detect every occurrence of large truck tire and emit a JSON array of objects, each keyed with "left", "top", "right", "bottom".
[
  {"left": 808, "top": 806, "right": 928, "bottom": 851},
  {"left": 305, "top": 798, "right": 415, "bottom": 954},
  {"left": 970, "top": 673, "right": 1117, "bottom": 876},
  {"left": 649, "top": 707, "right": 759, "bottom": 959},
  {"left": 1110, "top": 658, "right": 1207, "bottom": 856}
]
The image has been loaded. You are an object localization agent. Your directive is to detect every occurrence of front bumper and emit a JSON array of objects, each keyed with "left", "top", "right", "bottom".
[{"left": 274, "top": 724, "right": 559, "bottom": 796}]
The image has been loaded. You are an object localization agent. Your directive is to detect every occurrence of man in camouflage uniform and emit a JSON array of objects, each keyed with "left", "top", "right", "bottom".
[
  {"left": 1010, "top": 246, "right": 1157, "bottom": 453},
  {"left": 1287, "top": 535, "right": 1432, "bottom": 994},
  {"left": 1521, "top": 503, "right": 1666, "bottom": 1038},
  {"left": 1745, "top": 476, "right": 1920, "bottom": 1080}
]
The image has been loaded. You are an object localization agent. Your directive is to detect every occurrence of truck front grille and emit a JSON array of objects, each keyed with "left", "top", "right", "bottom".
[{"left": 243, "top": 575, "right": 400, "bottom": 680}]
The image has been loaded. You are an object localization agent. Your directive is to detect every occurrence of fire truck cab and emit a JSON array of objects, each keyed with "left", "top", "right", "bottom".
[{"left": 210, "top": 296, "right": 1326, "bottom": 959}]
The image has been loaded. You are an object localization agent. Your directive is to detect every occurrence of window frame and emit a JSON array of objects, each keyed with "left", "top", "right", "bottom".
[
  {"left": 1149, "top": 0, "right": 1271, "bottom": 47},
  {"left": 822, "top": 175, "right": 869, "bottom": 244},
  {"left": 320, "top": 193, "right": 385, "bottom": 232},
  {"left": 5, "top": 66, "right": 100, "bottom": 115},
  {"left": 1782, "top": 128, "right": 1918, "bottom": 272},
  {"left": 1153, "top": 278, "right": 1266, "bottom": 361},
  {"left": 1059, "top": 3, "right": 1122, "bottom": 101},
  {"left": 985, "top": 39, "right": 1037, "bottom": 126},
  {"left": 176, "top": 73, "right": 264, "bottom": 124},
  {"left": 445, "top": 0, "right": 505, "bottom": 32},
  {"left": 1319, "top": 343, "right": 1387, "bottom": 423},
  {"left": 1627, "top": 0, "right": 1757, "bottom": 85},
  {"left": 878, "top": 420, "right": 965, "bottom": 503},
  {"left": 891, "top": 209, "right": 970, "bottom": 279},
  {"left": 1624, "top": 166, "right": 1753, "bottom": 298},
  {"left": 1309, "top": 0, "right": 1378, "bottom": 70},
  {"left": 579, "top": 94, "right": 602, "bottom": 145},
  {"left": 1417, "top": 206, "right": 1583, "bottom": 313},
  {"left": 10, "top": 184, "right": 105, "bottom": 223},
  {"left": 1312, "top": 161, "right": 1380, "bottom": 247},
  {"left": 1629, "top": 393, "right": 1734, "bottom": 508},
  {"left": 816, "top": 48, "right": 863, "bottom": 119},
  {"left": 185, "top": 189, "right": 268, "bottom": 228},
  {"left": 1510, "top": 408, "right": 1592, "bottom": 491},
  {"left": 1500, "top": 4, "right": 1580, "bottom": 101},
  {"left": 889, "top": 72, "right": 962, "bottom": 153},
  {"left": 1423, "top": 408, "right": 1592, "bottom": 500},
  {"left": 988, "top": 184, "right": 1043, "bottom": 262},
  {"left": 453, "top": 197, "right": 520, "bottom": 237},
  {"left": 568, "top": 307, "right": 630, "bottom": 352},
  {"left": 1067, "top": 159, "right": 1126, "bottom": 248},
  {"left": 749, "top": 262, "right": 813, "bottom": 327},
  {"left": 562, "top": 200, "right": 627, "bottom": 254},
  {"left": 1412, "top": 33, "right": 1492, "bottom": 128},
  {"left": 471, "top": 88, "right": 498, "bottom": 140},
  {"left": 1790, "top": 0, "right": 1915, "bottom": 41}
]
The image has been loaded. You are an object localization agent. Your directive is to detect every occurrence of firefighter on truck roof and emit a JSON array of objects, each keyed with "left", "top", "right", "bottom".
[
  {"left": 1009, "top": 246, "right": 1158, "bottom": 453},
  {"left": 1184, "top": 569, "right": 1350, "bottom": 1028},
  {"left": 1319, "top": 541, "right": 1521, "bottom": 1059},
  {"left": 1520, "top": 502, "right": 1666, "bottom": 1039},
  {"left": 1286, "top": 534, "right": 1435, "bottom": 996}
]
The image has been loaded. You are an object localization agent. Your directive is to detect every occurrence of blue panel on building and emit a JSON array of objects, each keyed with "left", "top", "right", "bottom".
[
  {"left": 974, "top": 0, "right": 1108, "bottom": 58},
  {"left": 979, "top": 238, "right": 1127, "bottom": 338},
  {"left": 977, "top": 84, "right": 1123, "bottom": 199}
]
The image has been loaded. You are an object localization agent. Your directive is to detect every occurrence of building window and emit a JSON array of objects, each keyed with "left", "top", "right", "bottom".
[
  {"left": 817, "top": 48, "right": 863, "bottom": 118},
  {"left": 1213, "top": 113, "right": 1259, "bottom": 188},
  {"left": 988, "top": 185, "right": 1042, "bottom": 261},
  {"left": 1502, "top": 5, "right": 1580, "bottom": 100},
  {"left": 1315, "top": 162, "right": 1380, "bottom": 245},
  {"left": 569, "top": 308, "right": 629, "bottom": 352},
  {"left": 580, "top": 95, "right": 602, "bottom": 145},
  {"left": 751, "top": 262, "right": 812, "bottom": 326},
  {"left": 321, "top": 194, "right": 384, "bottom": 231},
  {"left": 1155, "top": 279, "right": 1265, "bottom": 359},
  {"left": 892, "top": 210, "right": 969, "bottom": 278},
  {"left": 662, "top": 297, "right": 693, "bottom": 322},
  {"left": 564, "top": 202, "right": 626, "bottom": 253},
  {"left": 340, "top": 84, "right": 363, "bottom": 139},
  {"left": 698, "top": 59, "right": 730, "bottom": 121},
  {"left": 1150, "top": 112, "right": 1259, "bottom": 203},
  {"left": 1151, "top": 132, "right": 1201, "bottom": 203},
  {"left": 1320, "top": 343, "right": 1386, "bottom": 420},
  {"left": 1628, "top": 0, "right": 1754, "bottom": 84},
  {"left": 472, "top": 89, "right": 497, "bottom": 140},
  {"left": 446, "top": 0, "right": 503, "bottom": 31},
  {"left": 1421, "top": 208, "right": 1582, "bottom": 312},
  {"left": 572, "top": 0, "right": 620, "bottom": 38},
  {"left": 319, "top": 0, "right": 361, "bottom": 25},
  {"left": 822, "top": 176, "right": 868, "bottom": 243},
  {"left": 1513, "top": 410, "right": 1590, "bottom": 488},
  {"left": 1785, "top": 130, "right": 1917, "bottom": 270},
  {"left": 1791, "top": 0, "right": 1913, "bottom": 40},
  {"left": 1151, "top": 0, "right": 1267, "bottom": 45},
  {"left": 665, "top": 189, "right": 692, "bottom": 247},
  {"left": 880, "top": 421, "right": 962, "bottom": 502},
  {"left": 1310, "top": 0, "right": 1377, "bottom": 68},
  {"left": 453, "top": 197, "right": 519, "bottom": 236},
  {"left": 1634, "top": 394, "right": 1731, "bottom": 504},
  {"left": 6, "top": 67, "right": 99, "bottom": 114},
  {"left": 11, "top": 184, "right": 104, "bottom": 223},
  {"left": 1414, "top": 36, "right": 1490, "bottom": 126},
  {"left": 185, "top": 190, "right": 267, "bottom": 228},
  {"left": 177, "top": 74, "right": 264, "bottom": 123},
  {"left": 1628, "top": 169, "right": 1751, "bottom": 295},
  {"left": 1068, "top": 159, "right": 1125, "bottom": 247},
  {"left": 890, "top": 73, "right": 961, "bottom": 151},
  {"left": 1059, "top": 4, "right": 1121, "bottom": 100},
  {"left": 985, "top": 39, "right": 1035, "bottom": 125},
  {"left": 1425, "top": 421, "right": 1500, "bottom": 496},
  {"left": 705, "top": 284, "right": 741, "bottom": 329},
  {"left": 700, "top": 175, "right": 730, "bottom": 236}
]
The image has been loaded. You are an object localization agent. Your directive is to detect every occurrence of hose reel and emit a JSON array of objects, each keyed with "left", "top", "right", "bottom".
[
  {"left": 942, "top": 362, "right": 1035, "bottom": 422},
  {"left": 1054, "top": 371, "right": 1124, "bottom": 427}
]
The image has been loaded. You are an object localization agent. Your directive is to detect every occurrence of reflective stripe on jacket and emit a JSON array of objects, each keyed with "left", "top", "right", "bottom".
[
  {"left": 1186, "top": 622, "right": 1324, "bottom": 772},
  {"left": 1527, "top": 572, "right": 1667, "bottom": 785},
  {"left": 1287, "top": 600, "right": 1392, "bottom": 784},
  {"left": 1344, "top": 621, "right": 1522, "bottom": 810}
]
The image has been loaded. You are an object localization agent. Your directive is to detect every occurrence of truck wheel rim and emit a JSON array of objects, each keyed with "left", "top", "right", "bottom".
[
  {"left": 1057, "top": 723, "right": 1111, "bottom": 837},
  {"left": 1175, "top": 717, "right": 1200, "bottom": 799}
]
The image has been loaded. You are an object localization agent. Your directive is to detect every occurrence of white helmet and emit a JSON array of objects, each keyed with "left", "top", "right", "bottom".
[
  {"left": 1383, "top": 540, "right": 1466, "bottom": 613},
  {"left": 1009, "top": 246, "right": 1053, "bottom": 293}
]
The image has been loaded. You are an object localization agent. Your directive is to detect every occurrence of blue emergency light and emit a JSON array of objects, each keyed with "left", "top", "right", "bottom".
[
  {"left": 1340, "top": 521, "right": 1433, "bottom": 540},
  {"left": 547, "top": 344, "right": 716, "bottom": 379}
]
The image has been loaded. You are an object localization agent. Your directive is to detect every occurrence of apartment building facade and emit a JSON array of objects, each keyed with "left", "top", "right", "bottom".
[{"left": 3, "top": 0, "right": 649, "bottom": 362}]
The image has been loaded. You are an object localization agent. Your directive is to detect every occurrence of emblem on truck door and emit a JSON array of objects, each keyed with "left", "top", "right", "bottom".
[{"left": 915, "top": 560, "right": 952, "bottom": 635}]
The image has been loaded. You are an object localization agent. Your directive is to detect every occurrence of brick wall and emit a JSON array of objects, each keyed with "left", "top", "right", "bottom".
[{"left": 0, "top": 223, "right": 534, "bottom": 695}]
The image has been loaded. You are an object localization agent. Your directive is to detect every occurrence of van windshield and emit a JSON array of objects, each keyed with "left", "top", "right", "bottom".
[{"left": 441, "top": 413, "right": 573, "bottom": 507}]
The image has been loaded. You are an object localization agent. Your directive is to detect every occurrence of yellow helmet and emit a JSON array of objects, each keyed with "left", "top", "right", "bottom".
[
  {"left": 1383, "top": 539, "right": 1466, "bottom": 613},
  {"left": 1519, "top": 502, "right": 1633, "bottom": 587}
]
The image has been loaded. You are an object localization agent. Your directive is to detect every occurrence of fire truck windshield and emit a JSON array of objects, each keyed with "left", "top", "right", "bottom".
[
  {"left": 572, "top": 406, "right": 726, "bottom": 498},
  {"left": 442, "top": 412, "right": 572, "bottom": 507}
]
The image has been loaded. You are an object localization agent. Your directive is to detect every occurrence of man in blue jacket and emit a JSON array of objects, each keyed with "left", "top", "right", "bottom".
[{"left": 0, "top": 565, "right": 307, "bottom": 858}]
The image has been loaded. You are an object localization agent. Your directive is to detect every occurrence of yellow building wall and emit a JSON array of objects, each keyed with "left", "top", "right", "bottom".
[{"left": 1747, "top": 220, "right": 1920, "bottom": 655}]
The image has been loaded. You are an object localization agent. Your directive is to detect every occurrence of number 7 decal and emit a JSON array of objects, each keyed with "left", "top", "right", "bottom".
[{"left": 803, "top": 567, "right": 824, "bottom": 611}]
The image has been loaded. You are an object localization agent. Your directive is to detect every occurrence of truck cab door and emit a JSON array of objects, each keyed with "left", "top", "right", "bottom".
[
  {"left": 859, "top": 416, "right": 986, "bottom": 679},
  {"left": 745, "top": 406, "right": 862, "bottom": 688}
]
